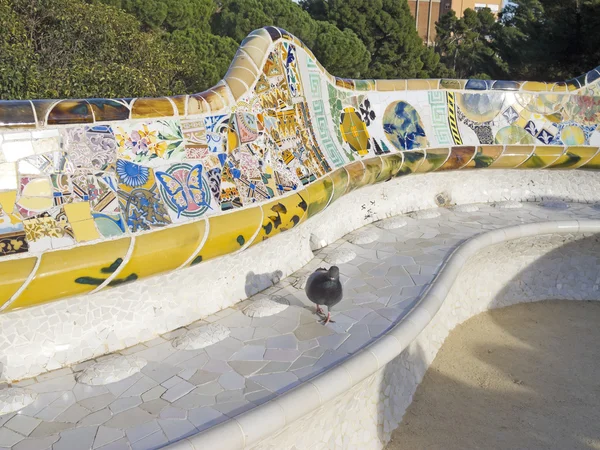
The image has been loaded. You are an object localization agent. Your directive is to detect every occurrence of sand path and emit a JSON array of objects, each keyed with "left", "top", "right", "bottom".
[{"left": 386, "top": 300, "right": 600, "bottom": 450}]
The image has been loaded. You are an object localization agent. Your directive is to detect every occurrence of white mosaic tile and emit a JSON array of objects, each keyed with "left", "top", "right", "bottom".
[
  {"left": 493, "top": 200, "right": 523, "bottom": 209},
  {"left": 77, "top": 356, "right": 147, "bottom": 386},
  {"left": 0, "top": 202, "right": 599, "bottom": 449},
  {"left": 539, "top": 200, "right": 569, "bottom": 209},
  {"left": 243, "top": 297, "right": 289, "bottom": 318},
  {"left": 0, "top": 387, "right": 37, "bottom": 415},
  {"left": 375, "top": 216, "right": 408, "bottom": 230},
  {"left": 347, "top": 229, "right": 380, "bottom": 245},
  {"left": 409, "top": 209, "right": 441, "bottom": 219},
  {"left": 172, "top": 324, "right": 230, "bottom": 351},
  {"left": 324, "top": 248, "right": 357, "bottom": 264},
  {"left": 452, "top": 204, "right": 480, "bottom": 212}
]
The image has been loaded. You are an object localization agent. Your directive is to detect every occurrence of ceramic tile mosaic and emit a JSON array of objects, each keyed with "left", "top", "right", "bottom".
[
  {"left": 0, "top": 27, "right": 599, "bottom": 313},
  {"left": 0, "top": 203, "right": 597, "bottom": 449}
]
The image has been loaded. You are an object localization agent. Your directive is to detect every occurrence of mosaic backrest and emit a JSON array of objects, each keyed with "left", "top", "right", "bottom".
[{"left": 0, "top": 26, "right": 599, "bottom": 312}]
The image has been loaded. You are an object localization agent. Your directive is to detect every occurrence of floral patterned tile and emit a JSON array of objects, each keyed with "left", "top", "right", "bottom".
[{"left": 115, "top": 120, "right": 185, "bottom": 166}]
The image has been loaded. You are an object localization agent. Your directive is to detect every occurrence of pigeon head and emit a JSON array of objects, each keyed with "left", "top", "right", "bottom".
[{"left": 328, "top": 266, "right": 340, "bottom": 280}]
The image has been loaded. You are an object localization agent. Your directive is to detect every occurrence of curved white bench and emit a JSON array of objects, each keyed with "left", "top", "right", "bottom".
[
  {"left": 166, "top": 217, "right": 600, "bottom": 449},
  {"left": 1, "top": 201, "right": 599, "bottom": 450}
]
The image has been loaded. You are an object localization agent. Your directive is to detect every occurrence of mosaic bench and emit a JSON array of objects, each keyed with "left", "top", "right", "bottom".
[
  {"left": 0, "top": 26, "right": 600, "bottom": 383},
  {"left": 1, "top": 205, "right": 599, "bottom": 449}
]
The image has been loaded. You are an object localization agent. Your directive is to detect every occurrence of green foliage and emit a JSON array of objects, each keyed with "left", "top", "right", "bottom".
[
  {"left": 495, "top": 0, "right": 600, "bottom": 81},
  {"left": 0, "top": 0, "right": 36, "bottom": 99},
  {"left": 10, "top": 0, "right": 600, "bottom": 101},
  {"left": 311, "top": 22, "right": 370, "bottom": 78},
  {"left": 434, "top": 8, "right": 507, "bottom": 79},
  {"left": 169, "top": 29, "right": 239, "bottom": 93},
  {"left": 96, "top": 0, "right": 214, "bottom": 31},
  {"left": 302, "top": 0, "right": 451, "bottom": 79},
  {"left": 211, "top": 0, "right": 371, "bottom": 78},
  {"left": 2, "top": 0, "right": 184, "bottom": 99},
  {"left": 212, "top": 0, "right": 318, "bottom": 45},
  {"left": 435, "top": 0, "right": 600, "bottom": 81}
]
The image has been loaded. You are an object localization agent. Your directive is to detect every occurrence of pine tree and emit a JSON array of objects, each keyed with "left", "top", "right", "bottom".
[
  {"left": 435, "top": 8, "right": 507, "bottom": 79},
  {"left": 302, "top": 0, "right": 451, "bottom": 79}
]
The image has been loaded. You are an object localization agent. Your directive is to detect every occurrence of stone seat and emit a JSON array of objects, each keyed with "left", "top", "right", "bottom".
[{"left": 2, "top": 201, "right": 600, "bottom": 450}]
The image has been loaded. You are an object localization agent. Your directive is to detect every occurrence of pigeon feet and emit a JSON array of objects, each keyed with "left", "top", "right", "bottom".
[
  {"left": 315, "top": 305, "right": 326, "bottom": 318},
  {"left": 319, "top": 312, "right": 335, "bottom": 325}
]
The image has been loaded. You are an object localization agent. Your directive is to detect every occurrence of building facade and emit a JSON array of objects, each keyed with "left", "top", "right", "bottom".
[{"left": 407, "top": 0, "right": 503, "bottom": 45}]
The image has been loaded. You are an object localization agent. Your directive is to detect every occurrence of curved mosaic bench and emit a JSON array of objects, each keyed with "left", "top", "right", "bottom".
[
  {"left": 2, "top": 27, "right": 600, "bottom": 312},
  {"left": 198, "top": 219, "right": 600, "bottom": 450},
  {"left": 1, "top": 26, "right": 600, "bottom": 381},
  {"left": 0, "top": 204, "right": 598, "bottom": 449}
]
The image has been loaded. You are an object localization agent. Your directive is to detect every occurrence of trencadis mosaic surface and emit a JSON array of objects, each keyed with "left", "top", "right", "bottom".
[{"left": 1, "top": 26, "right": 600, "bottom": 312}]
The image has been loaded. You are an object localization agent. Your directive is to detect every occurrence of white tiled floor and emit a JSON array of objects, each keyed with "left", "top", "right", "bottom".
[{"left": 2, "top": 201, "right": 600, "bottom": 450}]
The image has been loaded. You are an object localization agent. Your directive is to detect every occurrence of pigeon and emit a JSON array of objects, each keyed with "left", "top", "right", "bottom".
[{"left": 305, "top": 266, "right": 343, "bottom": 325}]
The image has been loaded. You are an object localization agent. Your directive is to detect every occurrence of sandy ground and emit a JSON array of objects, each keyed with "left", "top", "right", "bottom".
[{"left": 386, "top": 300, "right": 600, "bottom": 450}]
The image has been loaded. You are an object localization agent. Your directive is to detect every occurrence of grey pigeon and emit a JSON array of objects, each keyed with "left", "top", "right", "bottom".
[{"left": 305, "top": 266, "right": 343, "bottom": 325}]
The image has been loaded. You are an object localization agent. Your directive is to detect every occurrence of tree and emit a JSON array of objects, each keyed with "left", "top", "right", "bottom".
[
  {"left": 302, "top": 0, "right": 451, "bottom": 79},
  {"left": 211, "top": 0, "right": 371, "bottom": 78},
  {"left": 0, "top": 0, "right": 36, "bottom": 99},
  {"left": 434, "top": 8, "right": 507, "bottom": 79},
  {"left": 311, "top": 21, "right": 370, "bottom": 78},
  {"left": 2, "top": 0, "right": 185, "bottom": 99},
  {"left": 169, "top": 29, "right": 239, "bottom": 94},
  {"left": 495, "top": 0, "right": 600, "bottom": 81},
  {"left": 94, "top": 0, "right": 215, "bottom": 31}
]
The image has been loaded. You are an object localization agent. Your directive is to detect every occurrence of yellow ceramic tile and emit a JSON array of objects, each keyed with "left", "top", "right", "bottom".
[
  {"left": 329, "top": 168, "right": 349, "bottom": 204},
  {"left": 438, "top": 146, "right": 477, "bottom": 171},
  {"left": 439, "top": 79, "right": 464, "bottom": 90},
  {"left": 227, "top": 61, "right": 258, "bottom": 84},
  {"left": 170, "top": 95, "right": 187, "bottom": 116},
  {"left": 120, "top": 220, "right": 206, "bottom": 279},
  {"left": 242, "top": 29, "right": 271, "bottom": 53},
  {"left": 241, "top": 38, "right": 270, "bottom": 68},
  {"left": 551, "top": 83, "right": 568, "bottom": 92},
  {"left": 228, "top": 125, "right": 240, "bottom": 152},
  {"left": 131, "top": 97, "right": 176, "bottom": 119},
  {"left": 206, "top": 86, "right": 229, "bottom": 112},
  {"left": 377, "top": 153, "right": 404, "bottom": 182},
  {"left": 70, "top": 219, "right": 100, "bottom": 242},
  {"left": 470, "top": 146, "right": 503, "bottom": 168},
  {"left": 22, "top": 178, "right": 51, "bottom": 197},
  {"left": 519, "top": 146, "right": 565, "bottom": 169},
  {"left": 547, "top": 146, "right": 599, "bottom": 169},
  {"left": 7, "top": 239, "right": 130, "bottom": 311},
  {"left": 397, "top": 150, "right": 425, "bottom": 175},
  {"left": 581, "top": 149, "right": 600, "bottom": 170},
  {"left": 187, "top": 94, "right": 211, "bottom": 116},
  {"left": 376, "top": 80, "right": 406, "bottom": 91},
  {"left": 226, "top": 78, "right": 248, "bottom": 101},
  {"left": 416, "top": 148, "right": 450, "bottom": 173},
  {"left": 306, "top": 177, "right": 334, "bottom": 219},
  {"left": 522, "top": 81, "right": 548, "bottom": 92},
  {"left": 0, "top": 191, "right": 17, "bottom": 212},
  {"left": 344, "top": 161, "right": 365, "bottom": 192},
  {"left": 0, "top": 257, "right": 37, "bottom": 308},
  {"left": 193, "top": 207, "right": 261, "bottom": 264},
  {"left": 407, "top": 79, "right": 432, "bottom": 90},
  {"left": 357, "top": 158, "right": 382, "bottom": 188},
  {"left": 489, "top": 146, "right": 534, "bottom": 168},
  {"left": 17, "top": 197, "right": 53, "bottom": 211},
  {"left": 64, "top": 202, "right": 93, "bottom": 222},
  {"left": 249, "top": 193, "right": 308, "bottom": 246}
]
